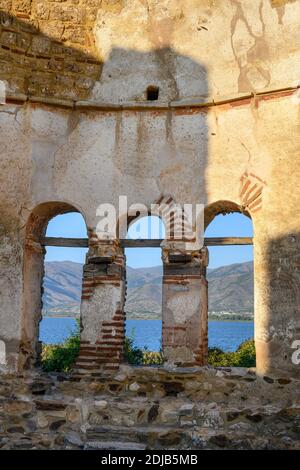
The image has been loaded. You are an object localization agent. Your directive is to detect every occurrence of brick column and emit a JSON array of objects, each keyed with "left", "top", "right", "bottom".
[
  {"left": 75, "top": 237, "right": 126, "bottom": 375},
  {"left": 162, "top": 244, "right": 208, "bottom": 367}
]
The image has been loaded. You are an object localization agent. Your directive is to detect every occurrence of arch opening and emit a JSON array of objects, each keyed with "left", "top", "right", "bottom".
[
  {"left": 21, "top": 202, "right": 88, "bottom": 371},
  {"left": 124, "top": 215, "right": 165, "bottom": 366},
  {"left": 204, "top": 203, "right": 255, "bottom": 368}
]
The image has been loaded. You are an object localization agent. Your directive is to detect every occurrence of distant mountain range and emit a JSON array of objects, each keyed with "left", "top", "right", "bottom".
[
  {"left": 42, "top": 261, "right": 254, "bottom": 320},
  {"left": 42, "top": 261, "right": 83, "bottom": 316}
]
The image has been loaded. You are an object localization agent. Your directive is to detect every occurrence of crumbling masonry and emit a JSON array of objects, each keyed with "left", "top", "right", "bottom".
[
  {"left": 0, "top": 0, "right": 300, "bottom": 450},
  {"left": 0, "top": 0, "right": 300, "bottom": 449}
]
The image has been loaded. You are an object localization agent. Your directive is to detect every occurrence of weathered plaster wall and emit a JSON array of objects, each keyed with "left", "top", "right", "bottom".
[
  {"left": 0, "top": 0, "right": 299, "bottom": 378},
  {"left": 162, "top": 247, "right": 208, "bottom": 366},
  {"left": 92, "top": 0, "right": 300, "bottom": 102},
  {"left": 0, "top": 1, "right": 300, "bottom": 101},
  {"left": 2, "top": 93, "right": 298, "bottom": 225},
  {"left": 0, "top": 92, "right": 299, "bottom": 376}
]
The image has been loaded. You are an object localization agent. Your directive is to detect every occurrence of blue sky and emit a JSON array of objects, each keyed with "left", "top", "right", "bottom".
[
  {"left": 45, "top": 212, "right": 253, "bottom": 269},
  {"left": 45, "top": 212, "right": 88, "bottom": 265}
]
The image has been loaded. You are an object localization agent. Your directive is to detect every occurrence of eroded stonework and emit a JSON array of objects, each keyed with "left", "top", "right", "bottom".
[{"left": 0, "top": 366, "right": 300, "bottom": 450}]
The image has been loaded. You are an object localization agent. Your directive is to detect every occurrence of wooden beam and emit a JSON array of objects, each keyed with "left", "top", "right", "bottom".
[
  {"left": 122, "top": 237, "right": 253, "bottom": 247},
  {"left": 204, "top": 237, "right": 253, "bottom": 246},
  {"left": 41, "top": 236, "right": 253, "bottom": 248},
  {"left": 121, "top": 239, "right": 162, "bottom": 248},
  {"left": 41, "top": 237, "right": 88, "bottom": 248}
]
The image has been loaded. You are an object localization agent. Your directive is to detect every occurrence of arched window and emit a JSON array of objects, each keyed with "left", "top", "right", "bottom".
[
  {"left": 205, "top": 206, "right": 255, "bottom": 367},
  {"left": 39, "top": 212, "right": 88, "bottom": 371},
  {"left": 21, "top": 203, "right": 88, "bottom": 371},
  {"left": 124, "top": 216, "right": 165, "bottom": 366}
]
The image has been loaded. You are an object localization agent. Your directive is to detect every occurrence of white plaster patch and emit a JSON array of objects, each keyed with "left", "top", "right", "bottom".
[
  {"left": 166, "top": 284, "right": 201, "bottom": 323},
  {"left": 31, "top": 109, "right": 69, "bottom": 139},
  {"left": 0, "top": 340, "right": 6, "bottom": 365},
  {"left": 81, "top": 285, "right": 121, "bottom": 343}
]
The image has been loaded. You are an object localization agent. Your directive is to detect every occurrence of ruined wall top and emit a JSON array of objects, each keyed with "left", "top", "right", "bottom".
[{"left": 0, "top": 0, "right": 299, "bottom": 103}]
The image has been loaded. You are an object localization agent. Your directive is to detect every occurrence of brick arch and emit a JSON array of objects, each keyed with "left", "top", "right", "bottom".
[
  {"left": 152, "top": 195, "right": 194, "bottom": 241},
  {"left": 117, "top": 197, "right": 172, "bottom": 240},
  {"left": 204, "top": 200, "right": 251, "bottom": 230},
  {"left": 152, "top": 195, "right": 177, "bottom": 239},
  {"left": 20, "top": 201, "right": 88, "bottom": 370},
  {"left": 25, "top": 201, "right": 88, "bottom": 242},
  {"left": 204, "top": 199, "right": 255, "bottom": 366},
  {"left": 239, "top": 173, "right": 266, "bottom": 215},
  {"left": 116, "top": 194, "right": 194, "bottom": 242}
]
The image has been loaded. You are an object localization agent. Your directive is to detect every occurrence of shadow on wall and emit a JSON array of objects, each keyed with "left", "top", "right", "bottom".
[
  {"left": 0, "top": 9, "right": 102, "bottom": 101},
  {"left": 258, "top": 232, "right": 300, "bottom": 378},
  {"left": 3, "top": 10, "right": 210, "bottom": 369},
  {"left": 0, "top": 7, "right": 211, "bottom": 370},
  {"left": 92, "top": 46, "right": 208, "bottom": 102},
  {"left": 0, "top": 9, "right": 209, "bottom": 103}
]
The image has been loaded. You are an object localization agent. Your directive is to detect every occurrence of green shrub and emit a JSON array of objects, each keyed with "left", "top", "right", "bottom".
[
  {"left": 235, "top": 339, "right": 256, "bottom": 367},
  {"left": 124, "top": 332, "right": 144, "bottom": 366},
  {"left": 208, "top": 339, "right": 256, "bottom": 367},
  {"left": 142, "top": 349, "right": 164, "bottom": 365},
  {"left": 124, "top": 330, "right": 163, "bottom": 366},
  {"left": 41, "top": 322, "right": 255, "bottom": 372},
  {"left": 41, "top": 325, "right": 163, "bottom": 372},
  {"left": 41, "top": 320, "right": 80, "bottom": 373},
  {"left": 207, "top": 346, "right": 234, "bottom": 367}
]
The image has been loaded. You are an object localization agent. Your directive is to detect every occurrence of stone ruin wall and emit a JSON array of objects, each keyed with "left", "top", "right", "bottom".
[
  {"left": 0, "top": 366, "right": 300, "bottom": 450},
  {"left": 0, "top": 0, "right": 299, "bottom": 421}
]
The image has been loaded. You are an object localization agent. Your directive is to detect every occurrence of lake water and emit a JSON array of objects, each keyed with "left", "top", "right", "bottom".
[{"left": 40, "top": 318, "right": 254, "bottom": 352}]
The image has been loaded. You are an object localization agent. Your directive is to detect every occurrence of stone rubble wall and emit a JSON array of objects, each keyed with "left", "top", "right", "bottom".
[
  {"left": 0, "top": 366, "right": 299, "bottom": 450},
  {"left": 0, "top": 0, "right": 102, "bottom": 100}
]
